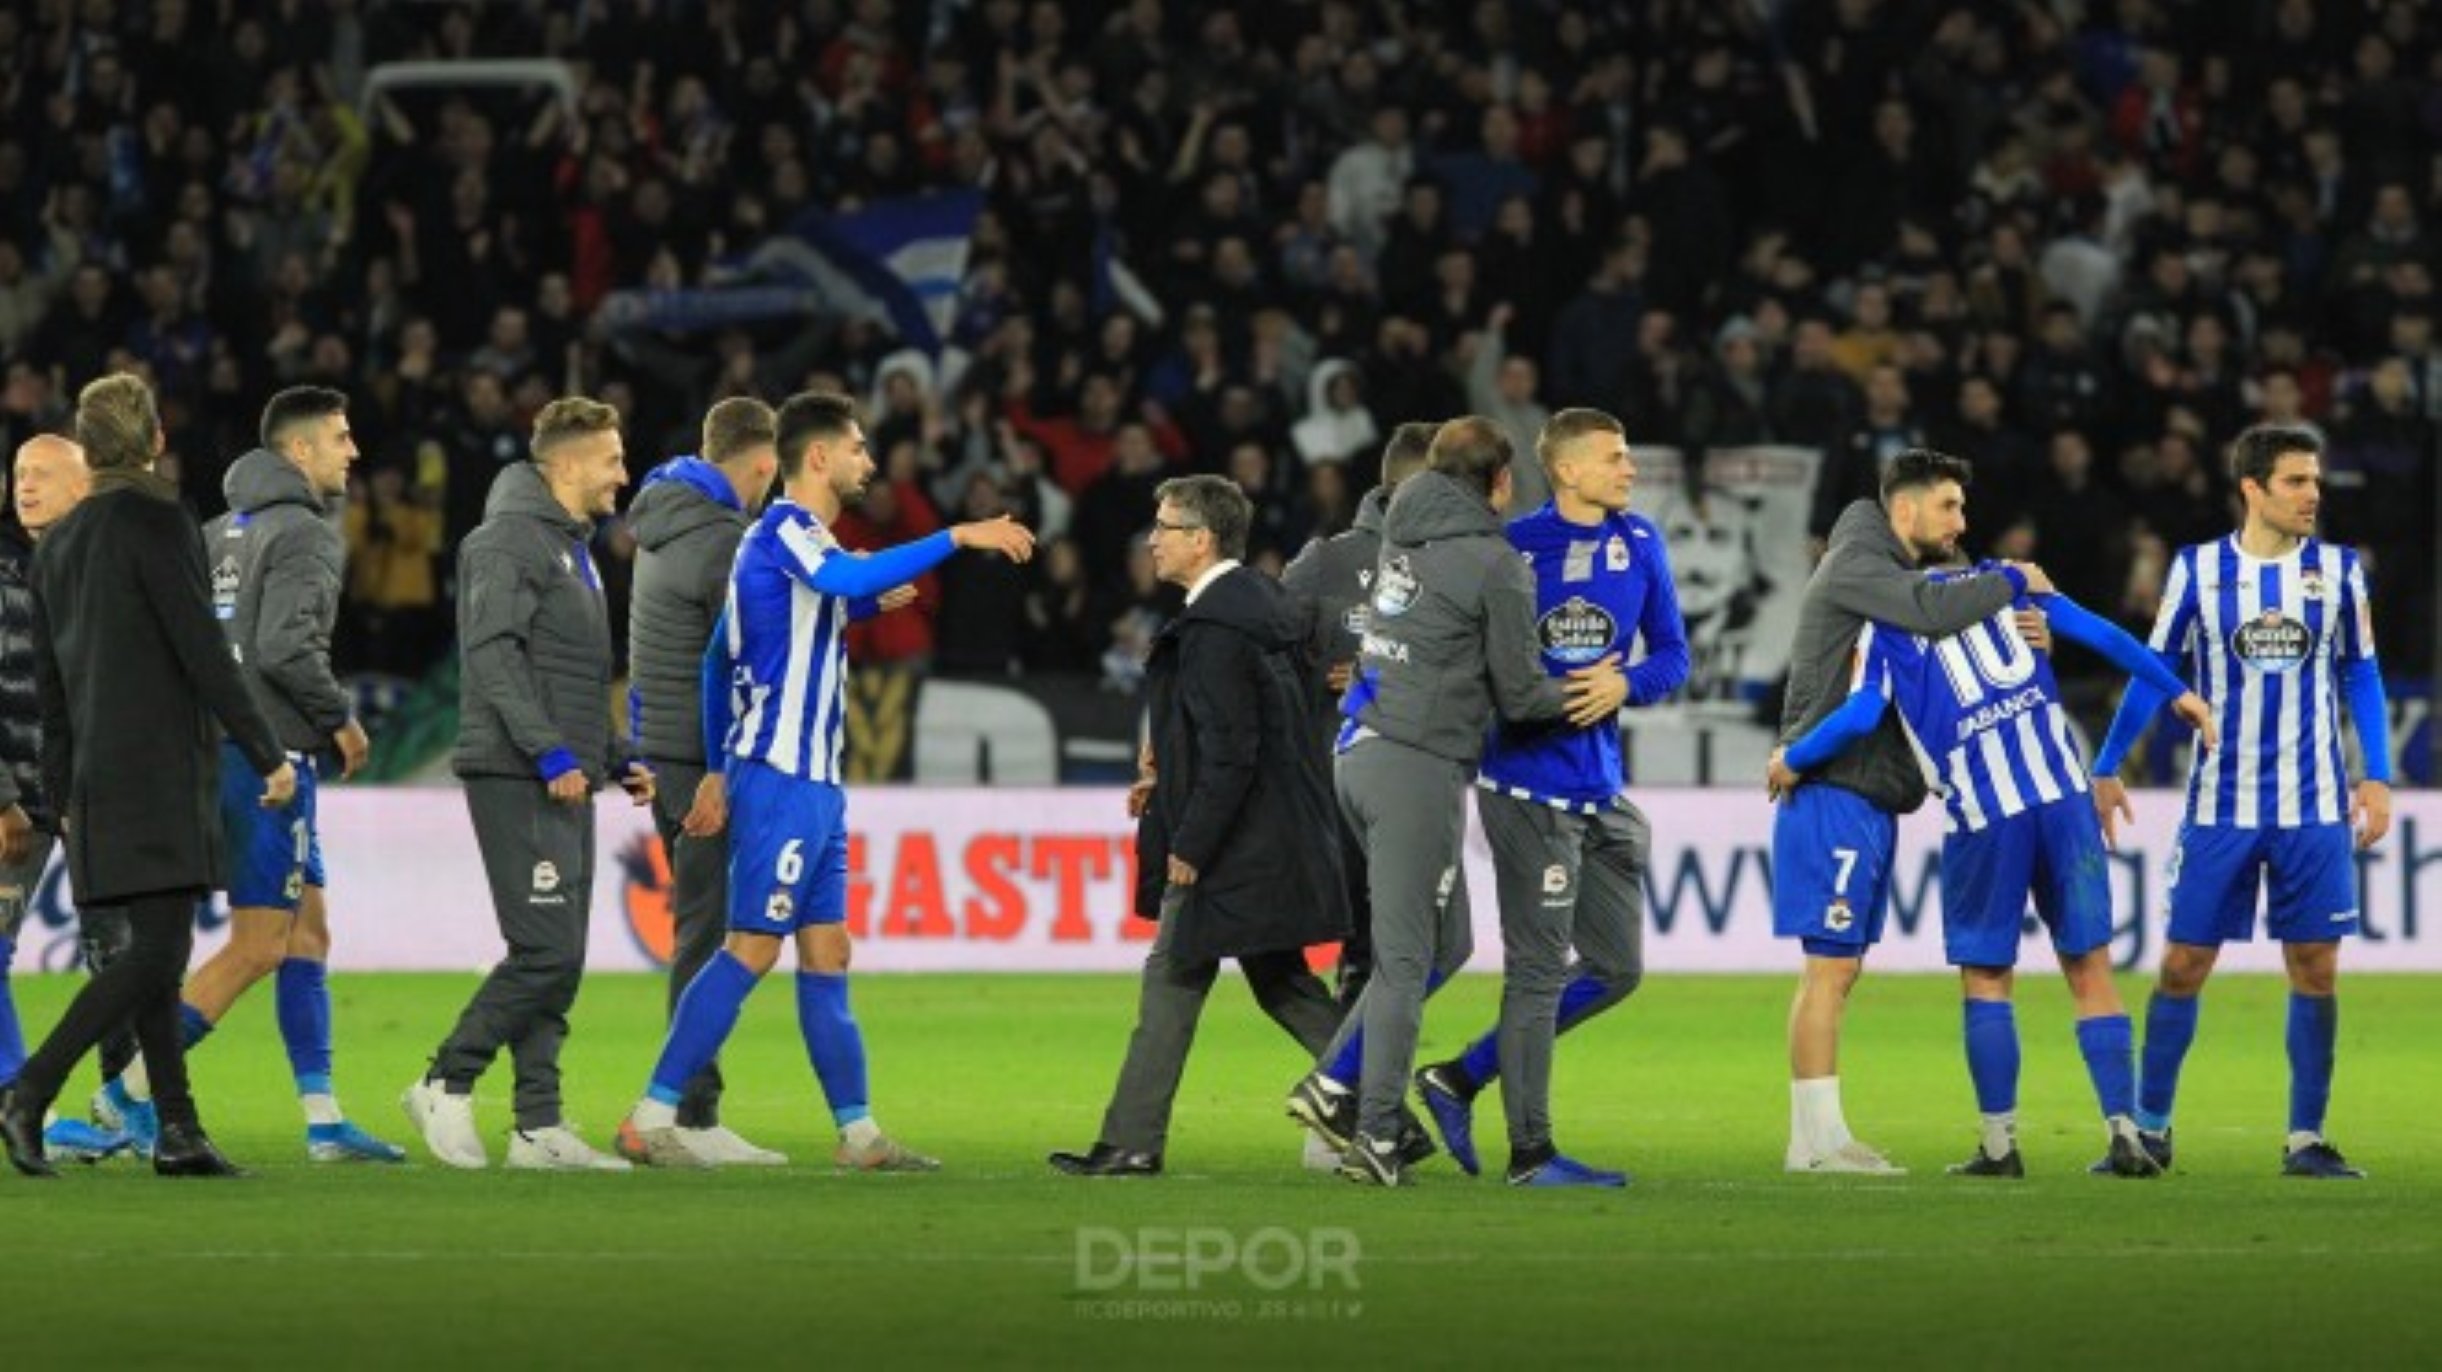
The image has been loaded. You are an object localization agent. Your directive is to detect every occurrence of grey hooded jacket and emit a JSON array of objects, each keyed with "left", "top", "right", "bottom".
[
  {"left": 1282, "top": 484, "right": 1389, "bottom": 671},
  {"left": 452, "top": 462, "right": 615, "bottom": 784},
  {"left": 1343, "top": 469, "right": 1567, "bottom": 765},
  {"left": 1778, "top": 499, "right": 2022, "bottom": 813},
  {"left": 626, "top": 459, "right": 747, "bottom": 766},
  {"left": 203, "top": 448, "right": 354, "bottom": 754}
]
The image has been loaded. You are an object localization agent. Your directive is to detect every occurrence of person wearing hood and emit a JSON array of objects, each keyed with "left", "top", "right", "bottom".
[
  {"left": 1287, "top": 417, "right": 1625, "bottom": 1186},
  {"left": 1281, "top": 420, "right": 1437, "bottom": 1021},
  {"left": 621, "top": 397, "right": 785, "bottom": 1167},
  {"left": 126, "top": 387, "right": 402, "bottom": 1165},
  {"left": 1, "top": 375, "right": 294, "bottom": 1180},
  {"left": 1291, "top": 358, "right": 1381, "bottom": 469},
  {"left": 1768, "top": 453, "right": 2046, "bottom": 1176},
  {"left": 1048, "top": 475, "right": 1349, "bottom": 1177},
  {"left": 404, "top": 397, "right": 655, "bottom": 1173}
]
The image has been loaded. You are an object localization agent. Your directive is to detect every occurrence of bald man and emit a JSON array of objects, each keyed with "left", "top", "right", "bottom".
[{"left": 0, "top": 436, "right": 128, "bottom": 1159}]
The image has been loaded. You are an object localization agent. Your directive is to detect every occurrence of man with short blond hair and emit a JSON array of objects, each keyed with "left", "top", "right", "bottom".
[{"left": 404, "top": 396, "right": 656, "bottom": 1172}]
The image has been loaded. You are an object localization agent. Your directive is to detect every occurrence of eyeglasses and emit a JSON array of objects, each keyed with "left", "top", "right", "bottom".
[{"left": 1151, "top": 519, "right": 1205, "bottom": 536}]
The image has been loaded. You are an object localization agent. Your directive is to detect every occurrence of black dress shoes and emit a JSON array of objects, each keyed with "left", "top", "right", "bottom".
[
  {"left": 0, "top": 1085, "right": 58, "bottom": 1179},
  {"left": 1048, "top": 1142, "right": 1162, "bottom": 1177},
  {"left": 153, "top": 1122, "right": 247, "bottom": 1178}
]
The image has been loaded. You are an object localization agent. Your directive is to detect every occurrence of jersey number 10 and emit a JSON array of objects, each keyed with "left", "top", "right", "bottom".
[{"left": 1932, "top": 620, "right": 2036, "bottom": 706}]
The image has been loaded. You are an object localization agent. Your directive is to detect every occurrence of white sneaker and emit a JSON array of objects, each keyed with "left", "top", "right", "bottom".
[
  {"left": 1302, "top": 1130, "right": 1342, "bottom": 1173},
  {"left": 401, "top": 1078, "right": 488, "bottom": 1170},
  {"left": 1786, "top": 1139, "right": 1907, "bottom": 1175},
  {"left": 507, "top": 1124, "right": 634, "bottom": 1172},
  {"left": 679, "top": 1124, "right": 789, "bottom": 1167},
  {"left": 615, "top": 1113, "right": 712, "bottom": 1170}
]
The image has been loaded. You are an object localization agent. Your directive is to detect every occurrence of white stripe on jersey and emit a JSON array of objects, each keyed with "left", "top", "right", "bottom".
[
  {"left": 727, "top": 587, "right": 759, "bottom": 752},
  {"left": 768, "top": 583, "right": 824, "bottom": 775},
  {"left": 2045, "top": 710, "right": 2093, "bottom": 797},
  {"left": 2015, "top": 711, "right": 2062, "bottom": 805},
  {"left": 1976, "top": 728, "right": 2025, "bottom": 820},
  {"left": 1942, "top": 746, "right": 1987, "bottom": 833},
  {"left": 810, "top": 591, "right": 848, "bottom": 779},
  {"left": 2275, "top": 561, "right": 2304, "bottom": 827}
]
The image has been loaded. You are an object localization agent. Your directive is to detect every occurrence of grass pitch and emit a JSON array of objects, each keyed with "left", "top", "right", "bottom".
[{"left": 5, "top": 970, "right": 2439, "bottom": 1368}]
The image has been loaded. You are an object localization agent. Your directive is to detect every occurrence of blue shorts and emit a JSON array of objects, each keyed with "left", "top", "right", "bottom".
[
  {"left": 1941, "top": 797, "right": 2113, "bottom": 968},
  {"left": 1771, "top": 785, "right": 1895, "bottom": 957},
  {"left": 2165, "top": 822, "right": 2358, "bottom": 946},
  {"left": 725, "top": 760, "right": 849, "bottom": 934},
  {"left": 219, "top": 740, "right": 321, "bottom": 910}
]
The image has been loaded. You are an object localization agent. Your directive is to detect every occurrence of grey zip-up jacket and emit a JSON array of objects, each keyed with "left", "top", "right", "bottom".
[
  {"left": 626, "top": 457, "right": 747, "bottom": 767},
  {"left": 1778, "top": 499, "right": 2022, "bottom": 812},
  {"left": 1282, "top": 484, "right": 1389, "bottom": 671},
  {"left": 452, "top": 462, "right": 614, "bottom": 785},
  {"left": 203, "top": 449, "right": 354, "bottom": 755},
  {"left": 1343, "top": 469, "right": 1567, "bottom": 765}
]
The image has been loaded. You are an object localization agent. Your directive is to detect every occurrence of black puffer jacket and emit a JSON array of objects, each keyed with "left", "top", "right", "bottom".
[{"left": 0, "top": 515, "right": 49, "bottom": 829}]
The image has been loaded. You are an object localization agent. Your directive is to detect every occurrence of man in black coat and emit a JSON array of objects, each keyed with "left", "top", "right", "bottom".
[
  {"left": 0, "top": 374, "right": 294, "bottom": 1180},
  {"left": 1049, "top": 475, "right": 1348, "bottom": 1176}
]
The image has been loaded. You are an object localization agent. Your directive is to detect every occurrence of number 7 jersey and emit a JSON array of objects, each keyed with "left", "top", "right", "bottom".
[{"left": 1853, "top": 584, "right": 2088, "bottom": 835}]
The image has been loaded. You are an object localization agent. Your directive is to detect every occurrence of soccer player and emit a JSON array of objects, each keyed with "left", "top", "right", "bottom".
[
  {"left": 2089, "top": 424, "right": 2391, "bottom": 1179},
  {"left": 616, "top": 392, "right": 1032, "bottom": 1171},
  {"left": 141, "top": 388, "right": 404, "bottom": 1163},
  {"left": 1410, "top": 409, "right": 1687, "bottom": 1186},
  {"left": 1772, "top": 562, "right": 2215, "bottom": 1177},
  {"left": 1772, "top": 451, "right": 2043, "bottom": 1174}
]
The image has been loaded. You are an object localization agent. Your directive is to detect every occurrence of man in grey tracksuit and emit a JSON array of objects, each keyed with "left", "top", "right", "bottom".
[
  {"left": 1290, "top": 417, "right": 1623, "bottom": 1185},
  {"left": 1765, "top": 455, "right": 2049, "bottom": 1173},
  {"left": 1279, "top": 420, "right": 1438, "bottom": 1008},
  {"left": 407, "top": 398, "right": 651, "bottom": 1171},
  {"left": 623, "top": 398, "right": 780, "bottom": 1163}
]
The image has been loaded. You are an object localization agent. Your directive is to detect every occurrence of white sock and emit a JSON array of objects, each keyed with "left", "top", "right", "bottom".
[
  {"left": 122, "top": 1057, "right": 152, "bottom": 1102},
  {"left": 840, "top": 1117, "right": 882, "bottom": 1149},
  {"left": 632, "top": 1098, "right": 677, "bottom": 1130},
  {"left": 1979, "top": 1111, "right": 2017, "bottom": 1159},
  {"left": 301, "top": 1093, "right": 343, "bottom": 1127},
  {"left": 1792, "top": 1077, "right": 1850, "bottom": 1154},
  {"left": 2286, "top": 1130, "right": 2322, "bottom": 1154}
]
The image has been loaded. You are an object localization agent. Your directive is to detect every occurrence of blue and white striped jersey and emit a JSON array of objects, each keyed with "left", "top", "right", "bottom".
[
  {"left": 723, "top": 500, "right": 855, "bottom": 782},
  {"left": 2148, "top": 536, "right": 2373, "bottom": 828},
  {"left": 1854, "top": 596, "right": 2089, "bottom": 835}
]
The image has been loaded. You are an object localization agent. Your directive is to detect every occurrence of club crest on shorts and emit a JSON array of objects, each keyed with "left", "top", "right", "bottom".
[
  {"left": 1542, "top": 863, "right": 1569, "bottom": 895},
  {"left": 532, "top": 860, "right": 561, "bottom": 894},
  {"left": 766, "top": 890, "right": 795, "bottom": 923},
  {"left": 1823, "top": 897, "right": 1854, "bottom": 932}
]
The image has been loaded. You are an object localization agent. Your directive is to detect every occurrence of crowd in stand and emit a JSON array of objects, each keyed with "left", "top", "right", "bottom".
[{"left": 2, "top": 0, "right": 2437, "bottom": 696}]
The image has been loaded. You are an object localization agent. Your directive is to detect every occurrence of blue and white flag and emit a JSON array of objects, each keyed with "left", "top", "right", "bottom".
[{"left": 741, "top": 190, "right": 983, "bottom": 352}]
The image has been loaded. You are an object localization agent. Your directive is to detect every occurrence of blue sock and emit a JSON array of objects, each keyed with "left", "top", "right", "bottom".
[
  {"left": 797, "top": 971, "right": 870, "bottom": 1127},
  {"left": 2286, "top": 992, "right": 2337, "bottom": 1136},
  {"left": 2137, "top": 991, "right": 2201, "bottom": 1132},
  {"left": 647, "top": 951, "right": 759, "bottom": 1105},
  {"left": 1455, "top": 974, "right": 1611, "bottom": 1088},
  {"left": 275, "top": 958, "right": 333, "bottom": 1096},
  {"left": 1324, "top": 965, "right": 1455, "bottom": 1088},
  {"left": 2075, "top": 1013, "right": 2137, "bottom": 1119},
  {"left": 0, "top": 938, "right": 23, "bottom": 1087},
  {"left": 1963, "top": 1000, "right": 2019, "bottom": 1115},
  {"left": 179, "top": 1000, "right": 215, "bottom": 1050}
]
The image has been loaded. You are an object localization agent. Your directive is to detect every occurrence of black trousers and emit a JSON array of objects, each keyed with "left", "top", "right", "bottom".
[
  {"left": 15, "top": 889, "right": 203, "bottom": 1128},
  {"left": 75, "top": 906, "right": 143, "bottom": 1082},
  {"left": 649, "top": 760, "right": 728, "bottom": 1127}
]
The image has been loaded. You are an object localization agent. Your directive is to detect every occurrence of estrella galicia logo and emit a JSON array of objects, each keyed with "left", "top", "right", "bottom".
[
  {"left": 2231, "top": 610, "right": 2311, "bottom": 671},
  {"left": 1538, "top": 596, "right": 1617, "bottom": 665},
  {"left": 1372, "top": 555, "right": 1419, "bottom": 618}
]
